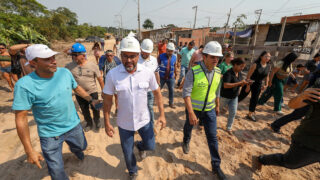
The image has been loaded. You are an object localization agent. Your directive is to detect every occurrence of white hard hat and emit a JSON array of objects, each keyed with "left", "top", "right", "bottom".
[
  {"left": 120, "top": 36, "right": 141, "bottom": 53},
  {"left": 203, "top": 41, "right": 223, "bottom": 57},
  {"left": 141, "top": 39, "right": 153, "bottom": 53},
  {"left": 167, "top": 42, "right": 175, "bottom": 51},
  {"left": 25, "top": 44, "right": 59, "bottom": 61}
]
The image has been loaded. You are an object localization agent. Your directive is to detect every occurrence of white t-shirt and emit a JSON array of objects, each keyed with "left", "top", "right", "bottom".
[
  {"left": 103, "top": 64, "right": 159, "bottom": 131},
  {"left": 138, "top": 55, "right": 158, "bottom": 73}
]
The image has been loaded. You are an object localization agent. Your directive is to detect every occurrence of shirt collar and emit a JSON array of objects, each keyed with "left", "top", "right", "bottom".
[{"left": 200, "top": 61, "right": 214, "bottom": 73}]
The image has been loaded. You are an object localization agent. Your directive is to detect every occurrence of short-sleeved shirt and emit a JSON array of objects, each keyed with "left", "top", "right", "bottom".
[
  {"left": 103, "top": 64, "right": 159, "bottom": 131},
  {"left": 12, "top": 68, "right": 80, "bottom": 137},
  {"left": 66, "top": 61, "right": 101, "bottom": 94},
  {"left": 98, "top": 55, "right": 121, "bottom": 71},
  {"left": 179, "top": 47, "right": 195, "bottom": 67},
  {"left": 158, "top": 43, "right": 166, "bottom": 55},
  {"left": 191, "top": 49, "right": 203, "bottom": 63},
  {"left": 219, "top": 61, "right": 233, "bottom": 74},
  {"left": 138, "top": 55, "right": 158, "bottom": 73},
  {"left": 221, "top": 68, "right": 243, "bottom": 99}
]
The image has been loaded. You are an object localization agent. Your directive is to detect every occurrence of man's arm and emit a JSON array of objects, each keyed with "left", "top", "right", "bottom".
[
  {"left": 288, "top": 88, "right": 320, "bottom": 109},
  {"left": 152, "top": 88, "right": 166, "bottom": 130},
  {"left": 155, "top": 72, "right": 160, "bottom": 85},
  {"left": 102, "top": 93, "right": 115, "bottom": 137},
  {"left": 15, "top": 110, "right": 44, "bottom": 168},
  {"left": 73, "top": 86, "right": 99, "bottom": 106},
  {"left": 9, "top": 44, "right": 30, "bottom": 55},
  {"left": 174, "top": 62, "right": 178, "bottom": 79},
  {"left": 97, "top": 77, "right": 104, "bottom": 90}
]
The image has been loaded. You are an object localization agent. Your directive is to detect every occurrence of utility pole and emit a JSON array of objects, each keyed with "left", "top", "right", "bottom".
[
  {"left": 192, "top": 6, "right": 198, "bottom": 29},
  {"left": 233, "top": 25, "right": 237, "bottom": 47},
  {"left": 251, "top": 9, "right": 262, "bottom": 62},
  {"left": 275, "top": 16, "right": 287, "bottom": 59},
  {"left": 206, "top": 16, "right": 211, "bottom": 27},
  {"left": 137, "top": 0, "right": 141, "bottom": 39},
  {"left": 115, "top": 14, "right": 123, "bottom": 38},
  {"left": 223, "top": 8, "right": 232, "bottom": 43}
]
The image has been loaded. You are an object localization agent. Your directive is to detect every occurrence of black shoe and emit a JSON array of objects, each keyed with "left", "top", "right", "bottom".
[
  {"left": 213, "top": 168, "right": 227, "bottom": 180},
  {"left": 135, "top": 142, "right": 147, "bottom": 159},
  {"left": 95, "top": 121, "right": 101, "bottom": 129},
  {"left": 169, "top": 104, "right": 176, "bottom": 109},
  {"left": 84, "top": 124, "right": 93, "bottom": 132},
  {"left": 129, "top": 173, "right": 138, "bottom": 180},
  {"left": 246, "top": 114, "right": 256, "bottom": 122},
  {"left": 270, "top": 124, "right": 280, "bottom": 134},
  {"left": 182, "top": 142, "right": 189, "bottom": 154}
]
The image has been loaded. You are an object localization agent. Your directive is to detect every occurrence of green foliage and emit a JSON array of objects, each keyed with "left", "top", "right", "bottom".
[
  {"left": 233, "top": 14, "right": 247, "bottom": 30},
  {"left": 0, "top": 0, "right": 131, "bottom": 45},
  {"left": 143, "top": 19, "right": 154, "bottom": 29}
]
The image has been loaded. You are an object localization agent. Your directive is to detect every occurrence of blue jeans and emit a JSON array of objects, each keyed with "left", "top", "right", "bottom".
[
  {"left": 118, "top": 122, "right": 155, "bottom": 174},
  {"left": 40, "top": 123, "right": 87, "bottom": 180},
  {"left": 221, "top": 96, "right": 238, "bottom": 130},
  {"left": 183, "top": 109, "right": 221, "bottom": 170},
  {"left": 147, "top": 91, "right": 155, "bottom": 126},
  {"left": 160, "top": 78, "right": 175, "bottom": 105},
  {"left": 178, "top": 65, "right": 188, "bottom": 85}
]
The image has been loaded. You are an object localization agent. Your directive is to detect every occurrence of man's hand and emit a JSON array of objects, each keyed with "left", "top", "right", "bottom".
[
  {"left": 157, "top": 115, "right": 166, "bottom": 130},
  {"left": 91, "top": 99, "right": 102, "bottom": 110},
  {"left": 105, "top": 124, "right": 115, "bottom": 137},
  {"left": 27, "top": 151, "right": 44, "bottom": 169},
  {"left": 188, "top": 111, "right": 198, "bottom": 125},
  {"left": 215, "top": 106, "right": 220, "bottom": 116},
  {"left": 301, "top": 88, "right": 320, "bottom": 102},
  {"left": 261, "top": 85, "right": 267, "bottom": 91}
]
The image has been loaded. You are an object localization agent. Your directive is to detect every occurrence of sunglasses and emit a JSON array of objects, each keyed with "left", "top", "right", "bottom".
[
  {"left": 106, "top": 54, "right": 113, "bottom": 57},
  {"left": 71, "top": 53, "right": 82, "bottom": 57},
  {"left": 0, "top": 48, "right": 5, "bottom": 50}
]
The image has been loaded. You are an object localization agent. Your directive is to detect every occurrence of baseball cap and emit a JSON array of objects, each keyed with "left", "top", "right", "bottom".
[{"left": 25, "top": 44, "right": 59, "bottom": 61}]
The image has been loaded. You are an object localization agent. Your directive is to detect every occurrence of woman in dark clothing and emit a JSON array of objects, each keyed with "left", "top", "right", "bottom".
[
  {"left": 238, "top": 51, "right": 271, "bottom": 121},
  {"left": 258, "top": 52, "right": 298, "bottom": 115}
]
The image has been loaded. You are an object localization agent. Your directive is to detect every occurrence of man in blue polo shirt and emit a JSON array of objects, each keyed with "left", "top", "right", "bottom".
[{"left": 12, "top": 44, "right": 98, "bottom": 180}]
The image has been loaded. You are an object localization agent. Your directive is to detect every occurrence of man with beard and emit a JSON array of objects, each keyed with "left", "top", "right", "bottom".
[
  {"left": 12, "top": 44, "right": 99, "bottom": 180},
  {"left": 102, "top": 35, "right": 166, "bottom": 179}
]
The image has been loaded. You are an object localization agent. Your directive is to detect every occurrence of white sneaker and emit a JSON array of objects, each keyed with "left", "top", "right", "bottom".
[{"left": 275, "top": 111, "right": 284, "bottom": 116}]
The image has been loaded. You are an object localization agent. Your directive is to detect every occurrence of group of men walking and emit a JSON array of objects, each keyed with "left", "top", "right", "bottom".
[{"left": 9, "top": 34, "right": 320, "bottom": 180}]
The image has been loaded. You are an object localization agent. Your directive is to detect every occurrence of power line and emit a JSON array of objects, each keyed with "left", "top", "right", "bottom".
[
  {"left": 119, "top": 0, "right": 129, "bottom": 14},
  {"left": 141, "top": 0, "right": 182, "bottom": 15}
]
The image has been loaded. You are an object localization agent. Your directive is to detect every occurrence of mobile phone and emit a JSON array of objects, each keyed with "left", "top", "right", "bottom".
[{"left": 94, "top": 102, "right": 103, "bottom": 110}]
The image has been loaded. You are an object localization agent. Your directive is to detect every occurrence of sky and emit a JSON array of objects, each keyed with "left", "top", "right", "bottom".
[{"left": 37, "top": 0, "right": 320, "bottom": 29}]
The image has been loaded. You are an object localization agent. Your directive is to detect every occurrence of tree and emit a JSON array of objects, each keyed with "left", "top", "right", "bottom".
[
  {"left": 142, "top": 19, "right": 154, "bottom": 29},
  {"left": 233, "top": 14, "right": 247, "bottom": 30}
]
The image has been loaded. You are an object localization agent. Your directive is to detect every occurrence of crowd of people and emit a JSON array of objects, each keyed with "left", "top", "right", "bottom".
[{"left": 0, "top": 34, "right": 319, "bottom": 180}]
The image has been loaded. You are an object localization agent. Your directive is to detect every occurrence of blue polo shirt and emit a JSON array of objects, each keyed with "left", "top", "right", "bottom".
[{"left": 12, "top": 68, "right": 80, "bottom": 137}]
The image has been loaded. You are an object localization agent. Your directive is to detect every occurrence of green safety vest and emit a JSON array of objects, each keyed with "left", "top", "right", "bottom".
[{"left": 191, "top": 65, "right": 221, "bottom": 111}]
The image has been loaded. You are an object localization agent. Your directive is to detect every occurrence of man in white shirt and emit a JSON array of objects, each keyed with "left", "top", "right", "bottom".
[
  {"left": 138, "top": 39, "right": 160, "bottom": 126},
  {"left": 102, "top": 35, "right": 166, "bottom": 180}
]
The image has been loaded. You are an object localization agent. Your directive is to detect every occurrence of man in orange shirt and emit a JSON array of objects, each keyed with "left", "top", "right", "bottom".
[{"left": 158, "top": 39, "right": 168, "bottom": 56}]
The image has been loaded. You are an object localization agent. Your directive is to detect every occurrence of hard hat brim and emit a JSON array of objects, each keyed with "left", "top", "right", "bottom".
[
  {"left": 120, "top": 48, "right": 141, "bottom": 53},
  {"left": 205, "top": 52, "right": 223, "bottom": 57},
  {"left": 141, "top": 49, "right": 152, "bottom": 53}
]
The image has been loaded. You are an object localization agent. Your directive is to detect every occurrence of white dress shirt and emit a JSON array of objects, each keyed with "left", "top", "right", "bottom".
[{"left": 103, "top": 64, "right": 159, "bottom": 131}]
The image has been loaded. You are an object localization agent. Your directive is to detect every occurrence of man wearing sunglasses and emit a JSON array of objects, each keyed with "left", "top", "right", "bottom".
[
  {"left": 66, "top": 43, "right": 104, "bottom": 132},
  {"left": 12, "top": 44, "right": 99, "bottom": 180},
  {"left": 98, "top": 50, "right": 121, "bottom": 80},
  {"left": 103, "top": 35, "right": 166, "bottom": 179}
]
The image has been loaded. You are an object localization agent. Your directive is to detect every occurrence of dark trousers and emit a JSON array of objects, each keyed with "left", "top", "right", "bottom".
[
  {"left": 183, "top": 109, "right": 221, "bottom": 170},
  {"left": 271, "top": 105, "right": 310, "bottom": 131},
  {"left": 260, "top": 142, "right": 320, "bottom": 169},
  {"left": 238, "top": 82, "right": 262, "bottom": 112},
  {"left": 75, "top": 92, "right": 100, "bottom": 126}
]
